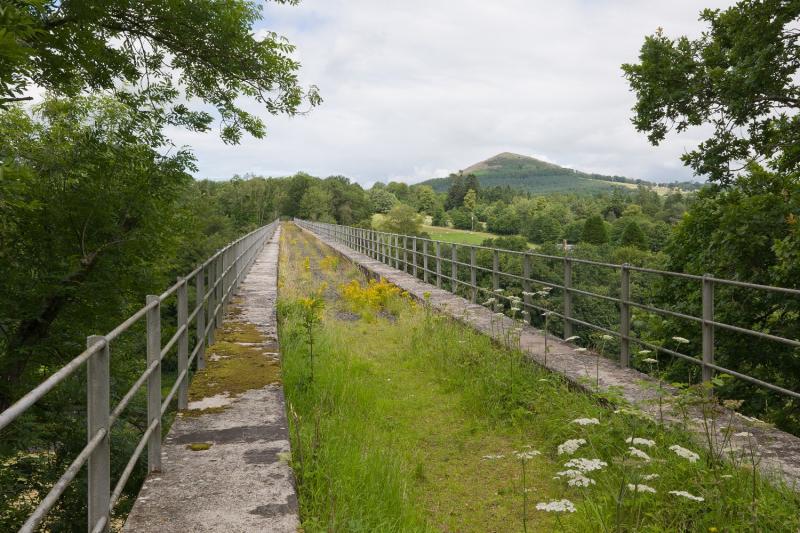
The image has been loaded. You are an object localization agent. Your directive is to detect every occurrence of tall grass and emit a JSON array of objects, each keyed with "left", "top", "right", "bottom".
[{"left": 278, "top": 223, "right": 800, "bottom": 532}]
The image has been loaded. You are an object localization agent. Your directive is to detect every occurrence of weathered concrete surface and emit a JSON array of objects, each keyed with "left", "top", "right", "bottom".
[
  {"left": 298, "top": 223, "right": 800, "bottom": 492},
  {"left": 124, "top": 226, "right": 300, "bottom": 532}
]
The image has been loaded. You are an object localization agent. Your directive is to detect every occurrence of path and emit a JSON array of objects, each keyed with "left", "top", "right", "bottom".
[{"left": 124, "top": 226, "right": 298, "bottom": 532}]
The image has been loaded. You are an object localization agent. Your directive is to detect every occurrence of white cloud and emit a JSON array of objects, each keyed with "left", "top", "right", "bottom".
[{"left": 182, "top": 0, "right": 734, "bottom": 184}]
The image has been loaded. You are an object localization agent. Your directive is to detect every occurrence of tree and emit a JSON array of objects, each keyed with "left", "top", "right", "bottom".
[
  {"left": 623, "top": 2, "right": 800, "bottom": 184},
  {"left": 413, "top": 185, "right": 440, "bottom": 215},
  {"left": 369, "top": 187, "right": 398, "bottom": 214},
  {"left": 463, "top": 189, "right": 477, "bottom": 230},
  {"left": 445, "top": 173, "right": 466, "bottom": 210},
  {"left": 379, "top": 204, "right": 423, "bottom": 235},
  {"left": 620, "top": 221, "right": 648, "bottom": 249},
  {"left": 299, "top": 185, "right": 334, "bottom": 221},
  {"left": 0, "top": 0, "right": 320, "bottom": 143},
  {"left": 582, "top": 215, "right": 609, "bottom": 244}
]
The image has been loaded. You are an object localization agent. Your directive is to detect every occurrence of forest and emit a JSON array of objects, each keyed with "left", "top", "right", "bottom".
[{"left": 1, "top": 0, "right": 800, "bottom": 530}]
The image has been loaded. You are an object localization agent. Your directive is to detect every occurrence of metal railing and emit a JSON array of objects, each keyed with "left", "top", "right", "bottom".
[
  {"left": 0, "top": 220, "right": 279, "bottom": 533},
  {"left": 295, "top": 219, "right": 800, "bottom": 401}
]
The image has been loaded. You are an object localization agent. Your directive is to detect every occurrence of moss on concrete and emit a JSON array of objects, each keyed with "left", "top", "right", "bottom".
[
  {"left": 184, "top": 320, "right": 281, "bottom": 417},
  {"left": 187, "top": 442, "right": 212, "bottom": 451}
]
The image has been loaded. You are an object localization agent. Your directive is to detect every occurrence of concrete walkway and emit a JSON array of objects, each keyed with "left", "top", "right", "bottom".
[
  {"left": 124, "top": 226, "right": 299, "bottom": 532},
  {"left": 298, "top": 224, "right": 800, "bottom": 492}
]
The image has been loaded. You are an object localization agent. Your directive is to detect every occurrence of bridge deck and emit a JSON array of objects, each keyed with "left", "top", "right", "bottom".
[
  {"left": 297, "top": 223, "right": 800, "bottom": 492},
  {"left": 124, "top": 226, "right": 299, "bottom": 532}
]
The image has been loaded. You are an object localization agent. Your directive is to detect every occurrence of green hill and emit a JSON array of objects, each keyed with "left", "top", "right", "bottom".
[{"left": 419, "top": 152, "right": 656, "bottom": 194}]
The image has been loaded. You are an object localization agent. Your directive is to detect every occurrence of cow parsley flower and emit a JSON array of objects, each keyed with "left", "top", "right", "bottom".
[
  {"left": 671, "top": 336, "right": 690, "bottom": 344},
  {"left": 514, "top": 450, "right": 542, "bottom": 461},
  {"left": 557, "top": 438, "right": 586, "bottom": 456},
  {"left": 642, "top": 358, "right": 658, "bottom": 364},
  {"left": 628, "top": 483, "right": 657, "bottom": 494},
  {"left": 628, "top": 447, "right": 651, "bottom": 461},
  {"left": 733, "top": 432, "right": 754, "bottom": 438},
  {"left": 563, "top": 458, "right": 608, "bottom": 473},
  {"left": 669, "top": 445, "right": 700, "bottom": 463},
  {"left": 565, "top": 335, "right": 580, "bottom": 342},
  {"left": 494, "top": 288, "right": 504, "bottom": 294},
  {"left": 669, "top": 490, "right": 704, "bottom": 502},
  {"left": 601, "top": 334, "right": 613, "bottom": 341},
  {"left": 641, "top": 473, "right": 660, "bottom": 481},
  {"left": 483, "top": 298, "right": 496, "bottom": 306},
  {"left": 574, "top": 347, "right": 588, "bottom": 353},
  {"left": 638, "top": 349, "right": 652, "bottom": 355},
  {"left": 482, "top": 454, "right": 505, "bottom": 460},
  {"left": 571, "top": 417, "right": 600, "bottom": 426},
  {"left": 567, "top": 474, "right": 595, "bottom": 487},
  {"left": 535, "top": 499, "right": 576, "bottom": 513},
  {"left": 626, "top": 437, "right": 656, "bottom": 448}
]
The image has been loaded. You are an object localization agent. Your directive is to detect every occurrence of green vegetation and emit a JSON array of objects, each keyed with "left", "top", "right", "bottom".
[
  {"left": 278, "top": 223, "right": 800, "bottom": 532},
  {"left": 422, "top": 225, "right": 502, "bottom": 246},
  {"left": 420, "top": 152, "right": 700, "bottom": 195}
]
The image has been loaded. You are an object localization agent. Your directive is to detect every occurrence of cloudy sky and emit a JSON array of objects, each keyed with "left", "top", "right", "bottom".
[{"left": 175, "top": 0, "right": 733, "bottom": 185}]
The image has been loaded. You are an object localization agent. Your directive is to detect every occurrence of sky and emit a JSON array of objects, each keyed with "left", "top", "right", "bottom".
[{"left": 173, "top": 0, "right": 734, "bottom": 185}]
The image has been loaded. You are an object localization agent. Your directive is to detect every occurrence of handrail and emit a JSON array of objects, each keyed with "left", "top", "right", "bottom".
[
  {"left": 1, "top": 220, "right": 279, "bottom": 533},
  {"left": 295, "top": 219, "right": 800, "bottom": 402}
]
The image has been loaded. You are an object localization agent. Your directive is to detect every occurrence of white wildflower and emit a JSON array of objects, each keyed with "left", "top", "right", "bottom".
[
  {"left": 626, "top": 437, "right": 656, "bottom": 448},
  {"left": 641, "top": 473, "right": 660, "bottom": 481},
  {"left": 542, "top": 311, "right": 553, "bottom": 317},
  {"left": 628, "top": 447, "right": 652, "bottom": 461},
  {"left": 514, "top": 450, "right": 542, "bottom": 461},
  {"left": 733, "top": 432, "right": 754, "bottom": 438},
  {"left": 483, "top": 298, "right": 496, "bottom": 306},
  {"left": 494, "top": 288, "right": 504, "bottom": 294},
  {"left": 672, "top": 336, "right": 690, "bottom": 344},
  {"left": 482, "top": 454, "right": 504, "bottom": 460},
  {"left": 574, "top": 347, "right": 588, "bottom": 353},
  {"left": 638, "top": 349, "right": 652, "bottom": 355},
  {"left": 571, "top": 417, "right": 600, "bottom": 426},
  {"left": 601, "top": 334, "right": 613, "bottom": 341},
  {"left": 493, "top": 312, "right": 505, "bottom": 318},
  {"left": 522, "top": 291, "right": 535, "bottom": 297},
  {"left": 535, "top": 499, "right": 576, "bottom": 513},
  {"left": 720, "top": 474, "right": 733, "bottom": 479},
  {"left": 565, "top": 335, "right": 580, "bottom": 342},
  {"left": 557, "top": 438, "right": 587, "bottom": 456},
  {"left": 567, "top": 474, "right": 595, "bottom": 487},
  {"left": 563, "top": 458, "right": 608, "bottom": 473},
  {"left": 628, "top": 483, "right": 657, "bottom": 494},
  {"left": 669, "top": 445, "right": 700, "bottom": 463},
  {"left": 642, "top": 358, "right": 658, "bottom": 364},
  {"left": 669, "top": 490, "right": 704, "bottom": 502}
]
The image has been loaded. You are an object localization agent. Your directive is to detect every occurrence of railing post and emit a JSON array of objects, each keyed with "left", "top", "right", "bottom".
[
  {"left": 470, "top": 247, "right": 477, "bottom": 303},
  {"left": 403, "top": 236, "right": 408, "bottom": 272},
  {"left": 207, "top": 256, "right": 216, "bottom": 346},
  {"left": 177, "top": 277, "right": 189, "bottom": 409},
  {"left": 563, "top": 257, "right": 573, "bottom": 339},
  {"left": 146, "top": 295, "right": 162, "bottom": 472},
  {"left": 522, "top": 254, "right": 532, "bottom": 324},
  {"left": 423, "top": 240, "right": 429, "bottom": 283},
  {"left": 435, "top": 241, "right": 442, "bottom": 288},
  {"left": 492, "top": 249, "right": 500, "bottom": 291},
  {"left": 215, "top": 252, "right": 224, "bottom": 328},
  {"left": 620, "top": 263, "right": 631, "bottom": 367},
  {"left": 87, "top": 335, "right": 110, "bottom": 533},
  {"left": 196, "top": 266, "right": 206, "bottom": 370},
  {"left": 412, "top": 237, "right": 418, "bottom": 277},
  {"left": 394, "top": 234, "right": 399, "bottom": 269},
  {"left": 702, "top": 274, "right": 715, "bottom": 383},
  {"left": 451, "top": 244, "right": 458, "bottom": 294}
]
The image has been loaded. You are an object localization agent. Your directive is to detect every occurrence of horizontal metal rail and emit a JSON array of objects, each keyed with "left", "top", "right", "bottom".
[
  {"left": 1, "top": 220, "right": 279, "bottom": 533},
  {"left": 296, "top": 219, "right": 800, "bottom": 402}
]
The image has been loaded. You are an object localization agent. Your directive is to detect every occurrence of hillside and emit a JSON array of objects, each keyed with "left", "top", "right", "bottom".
[{"left": 420, "top": 152, "right": 657, "bottom": 194}]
